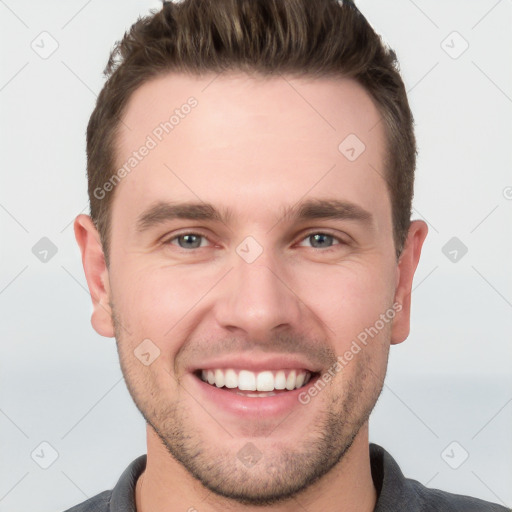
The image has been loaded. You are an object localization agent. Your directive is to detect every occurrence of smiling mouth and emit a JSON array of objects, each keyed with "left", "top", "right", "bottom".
[{"left": 194, "top": 368, "right": 318, "bottom": 397}]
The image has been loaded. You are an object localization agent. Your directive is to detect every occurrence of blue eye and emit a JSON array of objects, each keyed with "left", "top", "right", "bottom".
[
  {"left": 298, "top": 232, "right": 343, "bottom": 250},
  {"left": 164, "top": 231, "right": 346, "bottom": 252},
  {"left": 167, "top": 233, "right": 209, "bottom": 249}
]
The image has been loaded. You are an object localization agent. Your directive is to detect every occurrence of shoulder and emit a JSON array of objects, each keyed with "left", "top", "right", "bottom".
[
  {"left": 406, "top": 478, "right": 510, "bottom": 512},
  {"left": 61, "top": 454, "right": 146, "bottom": 512},
  {"left": 370, "top": 443, "right": 510, "bottom": 512},
  {"left": 61, "top": 490, "right": 111, "bottom": 512}
]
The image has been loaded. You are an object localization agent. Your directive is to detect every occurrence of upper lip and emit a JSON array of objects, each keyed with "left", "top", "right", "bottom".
[{"left": 189, "top": 354, "right": 321, "bottom": 374}]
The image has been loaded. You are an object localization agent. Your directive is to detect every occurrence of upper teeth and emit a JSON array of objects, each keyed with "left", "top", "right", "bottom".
[{"left": 200, "top": 369, "right": 311, "bottom": 391}]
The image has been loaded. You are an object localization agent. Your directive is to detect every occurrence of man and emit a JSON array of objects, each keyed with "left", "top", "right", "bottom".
[{"left": 67, "top": 0, "right": 509, "bottom": 510}]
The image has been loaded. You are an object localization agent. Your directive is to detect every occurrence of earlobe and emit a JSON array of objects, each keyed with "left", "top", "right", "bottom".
[
  {"left": 390, "top": 220, "right": 428, "bottom": 345},
  {"left": 74, "top": 214, "right": 115, "bottom": 338}
]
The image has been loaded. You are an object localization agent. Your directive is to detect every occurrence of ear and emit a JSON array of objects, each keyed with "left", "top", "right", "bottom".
[
  {"left": 390, "top": 220, "right": 428, "bottom": 345},
  {"left": 74, "top": 214, "right": 115, "bottom": 338}
]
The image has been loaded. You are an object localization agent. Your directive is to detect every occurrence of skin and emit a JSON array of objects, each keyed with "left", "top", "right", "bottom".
[{"left": 75, "top": 71, "right": 428, "bottom": 511}]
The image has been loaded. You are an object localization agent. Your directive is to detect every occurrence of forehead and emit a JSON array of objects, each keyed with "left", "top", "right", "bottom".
[{"left": 111, "top": 71, "right": 389, "bottom": 232}]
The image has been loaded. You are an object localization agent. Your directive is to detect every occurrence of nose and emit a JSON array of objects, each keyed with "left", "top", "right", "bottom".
[{"left": 213, "top": 248, "right": 303, "bottom": 342}]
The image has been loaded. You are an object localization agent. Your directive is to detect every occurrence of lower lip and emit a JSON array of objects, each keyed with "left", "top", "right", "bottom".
[{"left": 189, "top": 373, "right": 319, "bottom": 417}]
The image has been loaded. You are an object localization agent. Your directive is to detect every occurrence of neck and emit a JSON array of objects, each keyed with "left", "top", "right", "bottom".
[{"left": 135, "top": 423, "right": 377, "bottom": 512}]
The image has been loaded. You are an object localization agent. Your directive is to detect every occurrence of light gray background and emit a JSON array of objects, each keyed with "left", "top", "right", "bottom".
[{"left": 1, "top": 1, "right": 511, "bottom": 511}]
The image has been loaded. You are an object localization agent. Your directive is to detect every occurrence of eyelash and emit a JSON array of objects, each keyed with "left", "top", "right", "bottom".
[
  {"left": 163, "top": 230, "right": 348, "bottom": 252},
  {"left": 298, "top": 232, "right": 347, "bottom": 251}
]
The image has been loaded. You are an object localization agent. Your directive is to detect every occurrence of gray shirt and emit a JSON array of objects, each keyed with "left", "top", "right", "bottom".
[{"left": 62, "top": 443, "right": 510, "bottom": 511}]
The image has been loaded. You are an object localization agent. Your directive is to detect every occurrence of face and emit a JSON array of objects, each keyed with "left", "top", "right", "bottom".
[{"left": 76, "top": 72, "right": 427, "bottom": 505}]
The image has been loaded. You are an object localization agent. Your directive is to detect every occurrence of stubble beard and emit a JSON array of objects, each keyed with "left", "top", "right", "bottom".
[{"left": 111, "top": 305, "right": 388, "bottom": 506}]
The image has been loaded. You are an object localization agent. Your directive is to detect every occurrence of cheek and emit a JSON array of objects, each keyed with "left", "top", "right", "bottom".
[
  {"left": 112, "top": 265, "right": 197, "bottom": 344},
  {"left": 296, "top": 260, "right": 394, "bottom": 341},
  {"left": 113, "top": 250, "right": 395, "bottom": 353}
]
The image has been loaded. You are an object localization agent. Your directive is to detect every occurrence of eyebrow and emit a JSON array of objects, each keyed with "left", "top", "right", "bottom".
[
  {"left": 135, "top": 198, "right": 374, "bottom": 233},
  {"left": 136, "top": 201, "right": 234, "bottom": 232},
  {"left": 278, "top": 198, "right": 373, "bottom": 227}
]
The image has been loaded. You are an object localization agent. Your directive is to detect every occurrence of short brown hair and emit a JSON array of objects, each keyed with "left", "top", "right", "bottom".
[{"left": 87, "top": 0, "right": 416, "bottom": 266}]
